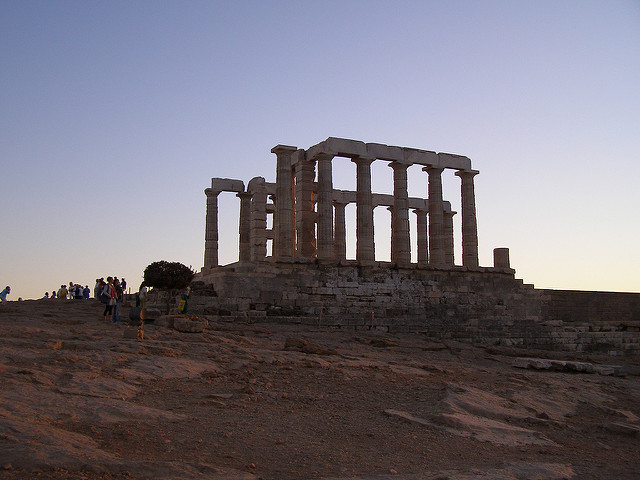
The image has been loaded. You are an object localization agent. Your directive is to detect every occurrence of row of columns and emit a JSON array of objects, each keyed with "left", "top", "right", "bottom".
[
  {"left": 204, "top": 147, "right": 479, "bottom": 269},
  {"left": 273, "top": 149, "right": 478, "bottom": 267}
]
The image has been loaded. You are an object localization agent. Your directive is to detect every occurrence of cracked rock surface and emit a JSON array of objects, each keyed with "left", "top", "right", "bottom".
[{"left": 1, "top": 299, "right": 639, "bottom": 479}]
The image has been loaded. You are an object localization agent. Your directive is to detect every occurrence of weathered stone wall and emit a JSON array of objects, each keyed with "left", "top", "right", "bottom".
[
  {"left": 190, "top": 262, "right": 640, "bottom": 356},
  {"left": 539, "top": 289, "right": 640, "bottom": 326}
]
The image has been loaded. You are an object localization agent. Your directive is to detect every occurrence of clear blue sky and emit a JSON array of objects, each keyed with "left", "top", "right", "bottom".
[{"left": 2, "top": 0, "right": 639, "bottom": 300}]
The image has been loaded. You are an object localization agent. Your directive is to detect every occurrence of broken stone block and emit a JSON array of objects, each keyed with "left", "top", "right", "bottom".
[
  {"left": 140, "top": 308, "right": 161, "bottom": 322},
  {"left": 512, "top": 358, "right": 553, "bottom": 370},
  {"left": 592, "top": 364, "right": 626, "bottom": 376},
  {"left": 155, "top": 315, "right": 177, "bottom": 328},
  {"left": 173, "top": 318, "right": 206, "bottom": 333}
]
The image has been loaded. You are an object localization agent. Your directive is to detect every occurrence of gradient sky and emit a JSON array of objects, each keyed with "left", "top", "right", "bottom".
[{"left": 2, "top": 0, "right": 639, "bottom": 300}]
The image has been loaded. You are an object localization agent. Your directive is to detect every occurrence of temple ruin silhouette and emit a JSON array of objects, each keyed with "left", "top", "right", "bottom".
[{"left": 192, "top": 137, "right": 640, "bottom": 355}]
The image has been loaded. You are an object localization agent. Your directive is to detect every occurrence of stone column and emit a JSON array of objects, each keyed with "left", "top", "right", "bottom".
[
  {"left": 353, "top": 157, "right": 375, "bottom": 262},
  {"left": 494, "top": 247, "right": 510, "bottom": 268},
  {"left": 237, "top": 192, "right": 252, "bottom": 262},
  {"left": 414, "top": 208, "right": 428, "bottom": 265},
  {"left": 295, "top": 155, "right": 316, "bottom": 258},
  {"left": 316, "top": 154, "right": 334, "bottom": 260},
  {"left": 387, "top": 205, "right": 394, "bottom": 262},
  {"left": 455, "top": 169, "right": 479, "bottom": 267},
  {"left": 204, "top": 188, "right": 220, "bottom": 269},
  {"left": 272, "top": 145, "right": 297, "bottom": 258},
  {"left": 425, "top": 166, "right": 445, "bottom": 265},
  {"left": 333, "top": 201, "right": 347, "bottom": 260},
  {"left": 249, "top": 179, "right": 267, "bottom": 261},
  {"left": 444, "top": 210, "right": 455, "bottom": 265},
  {"left": 390, "top": 162, "right": 411, "bottom": 264}
]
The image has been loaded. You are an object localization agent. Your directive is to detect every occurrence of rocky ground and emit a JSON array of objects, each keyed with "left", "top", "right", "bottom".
[{"left": 1, "top": 299, "right": 639, "bottom": 480}]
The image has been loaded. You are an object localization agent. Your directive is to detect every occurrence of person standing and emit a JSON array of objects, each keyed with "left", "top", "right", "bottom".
[
  {"left": 121, "top": 278, "right": 127, "bottom": 306},
  {"left": 102, "top": 277, "right": 115, "bottom": 322},
  {"left": 112, "top": 278, "right": 123, "bottom": 323},
  {"left": 138, "top": 282, "right": 148, "bottom": 309},
  {"left": 83, "top": 285, "right": 90, "bottom": 299},
  {"left": 0, "top": 286, "right": 11, "bottom": 303}
]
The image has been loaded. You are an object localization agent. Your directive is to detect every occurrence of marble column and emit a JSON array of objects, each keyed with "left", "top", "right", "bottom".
[
  {"left": 353, "top": 157, "right": 375, "bottom": 262},
  {"left": 316, "top": 154, "right": 334, "bottom": 260},
  {"left": 237, "top": 192, "right": 252, "bottom": 262},
  {"left": 387, "top": 206, "right": 394, "bottom": 262},
  {"left": 272, "top": 145, "right": 297, "bottom": 258},
  {"left": 455, "top": 169, "right": 479, "bottom": 267},
  {"left": 425, "top": 166, "right": 445, "bottom": 265},
  {"left": 249, "top": 181, "right": 267, "bottom": 261},
  {"left": 390, "top": 162, "right": 411, "bottom": 264},
  {"left": 444, "top": 210, "right": 455, "bottom": 265},
  {"left": 295, "top": 156, "right": 316, "bottom": 258},
  {"left": 204, "top": 188, "right": 220, "bottom": 269},
  {"left": 333, "top": 201, "right": 347, "bottom": 260},
  {"left": 414, "top": 208, "right": 428, "bottom": 265}
]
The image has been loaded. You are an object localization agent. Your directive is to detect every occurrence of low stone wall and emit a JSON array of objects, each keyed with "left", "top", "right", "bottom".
[
  {"left": 190, "top": 261, "right": 640, "bottom": 356},
  {"left": 540, "top": 289, "right": 640, "bottom": 327}
]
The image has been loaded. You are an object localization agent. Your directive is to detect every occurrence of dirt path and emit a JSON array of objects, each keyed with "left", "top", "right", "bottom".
[{"left": 1, "top": 299, "right": 639, "bottom": 479}]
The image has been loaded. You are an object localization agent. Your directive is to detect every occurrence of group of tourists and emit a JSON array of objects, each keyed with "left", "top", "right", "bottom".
[
  {"left": 95, "top": 277, "right": 128, "bottom": 323},
  {"left": 46, "top": 282, "right": 91, "bottom": 300}
]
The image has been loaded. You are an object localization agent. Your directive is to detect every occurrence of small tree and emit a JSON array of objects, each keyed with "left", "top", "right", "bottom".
[{"left": 143, "top": 261, "right": 195, "bottom": 314}]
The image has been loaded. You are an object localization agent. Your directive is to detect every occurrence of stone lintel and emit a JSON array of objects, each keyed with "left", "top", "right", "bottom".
[
  {"left": 271, "top": 144, "right": 298, "bottom": 154},
  {"left": 333, "top": 189, "right": 356, "bottom": 204},
  {"left": 437, "top": 152, "right": 472, "bottom": 170},
  {"left": 408, "top": 199, "right": 428, "bottom": 211},
  {"left": 306, "top": 137, "right": 367, "bottom": 160},
  {"left": 405, "top": 149, "right": 439, "bottom": 166},
  {"left": 331, "top": 191, "right": 450, "bottom": 212},
  {"left": 295, "top": 138, "right": 472, "bottom": 170},
  {"left": 365, "top": 143, "right": 405, "bottom": 162},
  {"left": 264, "top": 182, "right": 276, "bottom": 196},
  {"left": 211, "top": 177, "right": 245, "bottom": 193}
]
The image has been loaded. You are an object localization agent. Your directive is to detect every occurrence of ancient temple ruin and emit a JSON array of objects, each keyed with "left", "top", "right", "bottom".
[
  {"left": 201, "top": 137, "right": 508, "bottom": 270},
  {"left": 194, "top": 137, "right": 640, "bottom": 355}
]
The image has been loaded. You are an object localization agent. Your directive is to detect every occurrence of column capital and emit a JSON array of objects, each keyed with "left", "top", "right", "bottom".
[
  {"left": 422, "top": 165, "right": 444, "bottom": 174},
  {"left": 205, "top": 188, "right": 220, "bottom": 198},
  {"left": 271, "top": 144, "right": 298, "bottom": 155},
  {"left": 455, "top": 169, "right": 479, "bottom": 180},
  {"left": 389, "top": 161, "right": 409, "bottom": 171},
  {"left": 236, "top": 191, "right": 252, "bottom": 199},
  {"left": 351, "top": 156, "right": 375, "bottom": 166}
]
